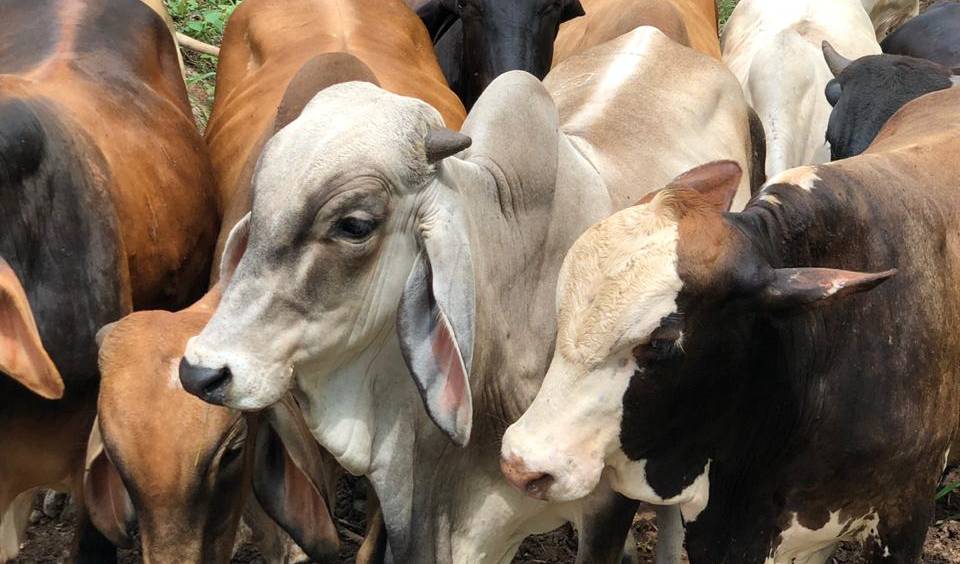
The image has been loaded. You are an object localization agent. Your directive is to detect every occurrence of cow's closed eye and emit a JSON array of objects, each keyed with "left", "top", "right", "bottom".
[{"left": 333, "top": 215, "right": 379, "bottom": 242}]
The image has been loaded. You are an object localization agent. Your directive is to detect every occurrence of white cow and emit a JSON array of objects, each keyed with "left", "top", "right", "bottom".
[
  {"left": 861, "top": 0, "right": 920, "bottom": 38},
  {"left": 180, "top": 27, "right": 759, "bottom": 564},
  {"left": 722, "top": 0, "right": 880, "bottom": 177}
]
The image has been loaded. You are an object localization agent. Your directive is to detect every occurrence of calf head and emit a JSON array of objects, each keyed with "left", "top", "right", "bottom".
[
  {"left": 439, "top": 0, "right": 584, "bottom": 107},
  {"left": 823, "top": 41, "right": 959, "bottom": 160},
  {"left": 88, "top": 296, "right": 338, "bottom": 563},
  {"left": 0, "top": 258, "right": 63, "bottom": 398},
  {"left": 501, "top": 162, "right": 894, "bottom": 509},
  {"left": 181, "top": 82, "right": 477, "bottom": 458}
]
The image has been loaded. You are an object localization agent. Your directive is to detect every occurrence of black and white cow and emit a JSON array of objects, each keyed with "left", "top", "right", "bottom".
[{"left": 502, "top": 87, "right": 960, "bottom": 563}]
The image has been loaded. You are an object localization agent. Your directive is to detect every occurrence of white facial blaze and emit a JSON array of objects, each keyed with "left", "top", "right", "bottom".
[{"left": 502, "top": 200, "right": 687, "bottom": 503}]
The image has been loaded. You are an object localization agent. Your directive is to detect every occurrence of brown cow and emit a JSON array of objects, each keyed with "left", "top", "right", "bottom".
[
  {"left": 0, "top": 0, "right": 218, "bottom": 561},
  {"left": 554, "top": 0, "right": 721, "bottom": 64},
  {"left": 86, "top": 0, "right": 461, "bottom": 561},
  {"left": 206, "top": 0, "right": 466, "bottom": 263}
]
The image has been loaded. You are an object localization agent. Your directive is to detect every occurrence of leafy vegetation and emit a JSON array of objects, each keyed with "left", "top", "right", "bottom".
[
  {"left": 718, "top": 0, "right": 738, "bottom": 28},
  {"left": 164, "top": 0, "right": 237, "bottom": 129}
]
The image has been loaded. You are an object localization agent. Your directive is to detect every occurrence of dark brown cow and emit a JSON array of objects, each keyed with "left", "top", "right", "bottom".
[
  {"left": 503, "top": 87, "right": 960, "bottom": 564},
  {"left": 0, "top": 0, "right": 217, "bottom": 561}
]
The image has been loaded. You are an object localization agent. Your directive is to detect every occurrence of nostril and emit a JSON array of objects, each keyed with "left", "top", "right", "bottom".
[
  {"left": 179, "top": 358, "right": 232, "bottom": 404},
  {"left": 524, "top": 472, "right": 555, "bottom": 499},
  {"left": 204, "top": 365, "right": 231, "bottom": 395},
  {"left": 500, "top": 455, "right": 555, "bottom": 500}
]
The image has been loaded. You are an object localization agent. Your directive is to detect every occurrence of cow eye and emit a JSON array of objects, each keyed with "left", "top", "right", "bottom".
[
  {"left": 649, "top": 337, "right": 681, "bottom": 360},
  {"left": 334, "top": 216, "right": 378, "bottom": 241}
]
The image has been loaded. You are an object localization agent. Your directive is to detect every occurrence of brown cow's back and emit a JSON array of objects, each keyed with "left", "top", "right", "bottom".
[
  {"left": 205, "top": 0, "right": 464, "bottom": 263},
  {"left": 555, "top": 0, "right": 720, "bottom": 64},
  {"left": 0, "top": 0, "right": 217, "bottom": 310}
]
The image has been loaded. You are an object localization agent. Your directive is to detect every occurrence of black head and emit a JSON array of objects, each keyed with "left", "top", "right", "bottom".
[
  {"left": 441, "top": 0, "right": 584, "bottom": 108},
  {"left": 823, "top": 42, "right": 956, "bottom": 160}
]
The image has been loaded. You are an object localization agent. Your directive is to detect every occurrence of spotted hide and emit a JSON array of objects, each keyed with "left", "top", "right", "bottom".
[{"left": 503, "top": 84, "right": 960, "bottom": 564}]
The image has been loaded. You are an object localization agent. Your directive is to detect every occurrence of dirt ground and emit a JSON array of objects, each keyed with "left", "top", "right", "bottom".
[{"left": 13, "top": 468, "right": 959, "bottom": 563}]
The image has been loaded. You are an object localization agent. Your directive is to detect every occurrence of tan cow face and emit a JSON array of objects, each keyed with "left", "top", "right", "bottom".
[
  {"left": 89, "top": 303, "right": 339, "bottom": 562},
  {"left": 182, "top": 82, "right": 477, "bottom": 448}
]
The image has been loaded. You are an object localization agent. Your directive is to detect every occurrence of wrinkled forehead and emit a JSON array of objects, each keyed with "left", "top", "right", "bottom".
[
  {"left": 555, "top": 202, "right": 683, "bottom": 364},
  {"left": 252, "top": 82, "right": 443, "bottom": 212}
]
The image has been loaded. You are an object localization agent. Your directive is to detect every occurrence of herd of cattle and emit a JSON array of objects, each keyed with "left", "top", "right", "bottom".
[{"left": 0, "top": 0, "right": 958, "bottom": 562}]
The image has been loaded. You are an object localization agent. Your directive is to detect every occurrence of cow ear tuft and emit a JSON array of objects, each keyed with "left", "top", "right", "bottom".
[
  {"left": 84, "top": 419, "right": 135, "bottom": 548},
  {"left": 760, "top": 267, "right": 897, "bottom": 310},
  {"left": 561, "top": 0, "right": 585, "bottom": 22}
]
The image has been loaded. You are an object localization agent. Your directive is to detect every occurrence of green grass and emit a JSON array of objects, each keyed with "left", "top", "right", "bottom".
[
  {"left": 718, "top": 0, "right": 738, "bottom": 29},
  {"left": 164, "top": 0, "right": 237, "bottom": 130}
]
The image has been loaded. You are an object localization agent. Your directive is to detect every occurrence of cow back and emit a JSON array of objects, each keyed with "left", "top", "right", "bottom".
[{"left": 0, "top": 0, "right": 217, "bottom": 379}]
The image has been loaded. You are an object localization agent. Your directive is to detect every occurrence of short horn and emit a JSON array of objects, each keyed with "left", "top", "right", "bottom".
[
  {"left": 425, "top": 129, "right": 472, "bottom": 163},
  {"left": 822, "top": 41, "right": 852, "bottom": 77}
]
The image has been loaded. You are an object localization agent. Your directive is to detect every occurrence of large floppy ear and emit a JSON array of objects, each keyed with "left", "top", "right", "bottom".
[
  {"left": 253, "top": 396, "right": 339, "bottom": 563},
  {"left": 84, "top": 419, "right": 135, "bottom": 548},
  {"left": 0, "top": 258, "right": 63, "bottom": 399},
  {"left": 822, "top": 41, "right": 852, "bottom": 78},
  {"left": 640, "top": 161, "right": 743, "bottom": 211},
  {"left": 562, "top": 0, "right": 586, "bottom": 22},
  {"left": 761, "top": 267, "right": 897, "bottom": 310},
  {"left": 397, "top": 129, "right": 475, "bottom": 447},
  {"left": 219, "top": 213, "right": 250, "bottom": 286}
]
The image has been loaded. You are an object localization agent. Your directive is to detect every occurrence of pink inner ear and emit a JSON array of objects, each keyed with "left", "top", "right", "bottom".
[{"left": 430, "top": 315, "right": 467, "bottom": 413}]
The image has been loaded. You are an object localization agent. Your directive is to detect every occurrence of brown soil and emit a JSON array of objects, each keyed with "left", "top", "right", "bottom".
[{"left": 15, "top": 468, "right": 956, "bottom": 563}]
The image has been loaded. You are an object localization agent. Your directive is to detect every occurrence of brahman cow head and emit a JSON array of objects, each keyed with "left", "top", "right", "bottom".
[
  {"left": 435, "top": 0, "right": 584, "bottom": 108},
  {"left": 0, "top": 257, "right": 63, "bottom": 399},
  {"left": 180, "top": 82, "right": 476, "bottom": 450},
  {"left": 500, "top": 162, "right": 894, "bottom": 505},
  {"left": 90, "top": 297, "right": 339, "bottom": 563},
  {"left": 822, "top": 41, "right": 959, "bottom": 160}
]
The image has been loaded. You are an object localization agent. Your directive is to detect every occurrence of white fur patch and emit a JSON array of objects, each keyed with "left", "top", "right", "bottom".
[
  {"left": 607, "top": 455, "right": 711, "bottom": 522},
  {"left": 765, "top": 166, "right": 821, "bottom": 192},
  {"left": 757, "top": 193, "right": 782, "bottom": 206},
  {"left": 767, "top": 510, "right": 881, "bottom": 564}
]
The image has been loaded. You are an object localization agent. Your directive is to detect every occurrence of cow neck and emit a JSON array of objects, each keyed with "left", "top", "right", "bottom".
[{"left": 671, "top": 185, "right": 884, "bottom": 558}]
